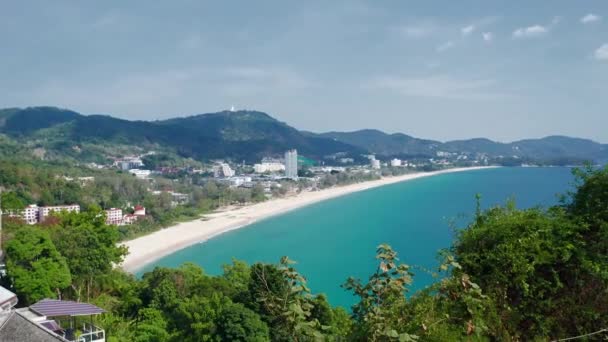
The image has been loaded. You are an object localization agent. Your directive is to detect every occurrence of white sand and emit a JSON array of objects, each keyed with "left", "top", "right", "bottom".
[{"left": 120, "top": 166, "right": 495, "bottom": 272}]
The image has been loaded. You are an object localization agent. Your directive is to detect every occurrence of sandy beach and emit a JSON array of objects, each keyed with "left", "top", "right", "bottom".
[{"left": 120, "top": 166, "right": 495, "bottom": 272}]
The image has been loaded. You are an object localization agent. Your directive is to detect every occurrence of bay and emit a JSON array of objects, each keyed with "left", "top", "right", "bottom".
[{"left": 139, "top": 167, "right": 574, "bottom": 308}]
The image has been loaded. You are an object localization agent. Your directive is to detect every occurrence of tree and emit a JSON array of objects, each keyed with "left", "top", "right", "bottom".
[
  {"left": 215, "top": 302, "right": 269, "bottom": 341},
  {"left": 0, "top": 191, "right": 25, "bottom": 210},
  {"left": 51, "top": 210, "right": 127, "bottom": 301},
  {"left": 454, "top": 198, "right": 608, "bottom": 339},
  {"left": 132, "top": 308, "right": 171, "bottom": 342},
  {"left": 5, "top": 226, "right": 71, "bottom": 305},
  {"left": 248, "top": 258, "right": 323, "bottom": 340},
  {"left": 343, "top": 244, "right": 418, "bottom": 341},
  {"left": 222, "top": 259, "right": 251, "bottom": 297}
]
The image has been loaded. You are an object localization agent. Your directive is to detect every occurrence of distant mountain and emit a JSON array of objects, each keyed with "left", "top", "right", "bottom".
[
  {"left": 0, "top": 106, "right": 606, "bottom": 165},
  {"left": 0, "top": 107, "right": 362, "bottom": 162},
  {"left": 320, "top": 129, "right": 608, "bottom": 164},
  {"left": 320, "top": 130, "right": 440, "bottom": 158}
]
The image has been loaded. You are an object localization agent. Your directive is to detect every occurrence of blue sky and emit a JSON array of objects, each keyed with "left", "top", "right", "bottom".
[{"left": 1, "top": 1, "right": 607, "bottom": 142}]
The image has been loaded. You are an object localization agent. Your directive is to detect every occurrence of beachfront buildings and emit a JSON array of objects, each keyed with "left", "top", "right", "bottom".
[
  {"left": 253, "top": 161, "right": 285, "bottom": 173},
  {"left": 285, "top": 149, "right": 298, "bottom": 179},
  {"left": 11, "top": 204, "right": 81, "bottom": 224},
  {"left": 391, "top": 158, "right": 402, "bottom": 167},
  {"left": 105, "top": 208, "right": 123, "bottom": 225},
  {"left": 369, "top": 156, "right": 381, "bottom": 170},
  {"left": 104, "top": 205, "right": 146, "bottom": 226}
]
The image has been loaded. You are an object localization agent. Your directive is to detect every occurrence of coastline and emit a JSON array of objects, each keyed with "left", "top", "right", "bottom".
[{"left": 119, "top": 166, "right": 496, "bottom": 273}]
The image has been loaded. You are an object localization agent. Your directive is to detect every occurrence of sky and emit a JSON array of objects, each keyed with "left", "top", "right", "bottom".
[{"left": 1, "top": 1, "right": 607, "bottom": 143}]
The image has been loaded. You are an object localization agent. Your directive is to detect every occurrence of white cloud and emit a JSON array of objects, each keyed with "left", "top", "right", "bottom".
[
  {"left": 581, "top": 13, "right": 601, "bottom": 24},
  {"left": 436, "top": 41, "right": 454, "bottom": 52},
  {"left": 461, "top": 25, "right": 475, "bottom": 36},
  {"left": 482, "top": 32, "right": 494, "bottom": 42},
  {"left": 366, "top": 75, "right": 507, "bottom": 100},
  {"left": 512, "top": 25, "right": 548, "bottom": 39},
  {"left": 594, "top": 44, "right": 608, "bottom": 61}
]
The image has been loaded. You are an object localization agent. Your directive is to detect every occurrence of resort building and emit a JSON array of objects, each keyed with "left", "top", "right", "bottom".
[
  {"left": 121, "top": 214, "right": 139, "bottom": 225},
  {"left": 104, "top": 206, "right": 146, "bottom": 226},
  {"left": 253, "top": 162, "right": 285, "bottom": 173},
  {"left": 370, "top": 158, "right": 381, "bottom": 170},
  {"left": 39, "top": 205, "right": 80, "bottom": 223},
  {"left": 229, "top": 176, "right": 253, "bottom": 187},
  {"left": 22, "top": 205, "right": 40, "bottom": 225},
  {"left": 128, "top": 169, "right": 152, "bottom": 179},
  {"left": 104, "top": 208, "right": 123, "bottom": 225},
  {"left": 284, "top": 149, "right": 298, "bottom": 179},
  {"left": 390, "top": 158, "right": 402, "bottom": 167},
  {"left": 12, "top": 204, "right": 81, "bottom": 225},
  {"left": 133, "top": 205, "right": 146, "bottom": 216},
  {"left": 113, "top": 157, "right": 144, "bottom": 171},
  {"left": 214, "top": 163, "right": 235, "bottom": 178}
]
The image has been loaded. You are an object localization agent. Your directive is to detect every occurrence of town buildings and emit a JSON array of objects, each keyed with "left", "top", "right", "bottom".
[
  {"left": 370, "top": 157, "right": 381, "bottom": 170},
  {"left": 105, "top": 208, "right": 123, "bottom": 225},
  {"left": 253, "top": 162, "right": 285, "bottom": 173},
  {"left": 12, "top": 204, "right": 81, "bottom": 225},
  {"left": 285, "top": 149, "right": 298, "bottom": 179},
  {"left": 390, "top": 158, "right": 402, "bottom": 167},
  {"left": 113, "top": 157, "right": 144, "bottom": 170},
  {"left": 214, "top": 163, "right": 235, "bottom": 177},
  {"left": 129, "top": 169, "right": 152, "bottom": 179},
  {"left": 104, "top": 206, "right": 146, "bottom": 226}
]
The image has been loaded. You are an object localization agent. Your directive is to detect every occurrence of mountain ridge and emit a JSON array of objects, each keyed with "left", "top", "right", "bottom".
[{"left": 1, "top": 106, "right": 606, "bottom": 164}]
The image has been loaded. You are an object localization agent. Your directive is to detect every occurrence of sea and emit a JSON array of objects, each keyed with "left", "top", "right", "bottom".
[{"left": 138, "top": 167, "right": 574, "bottom": 308}]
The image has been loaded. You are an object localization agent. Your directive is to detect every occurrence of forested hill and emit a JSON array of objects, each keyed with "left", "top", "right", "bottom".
[
  {"left": 321, "top": 130, "right": 608, "bottom": 163},
  {"left": 1, "top": 106, "right": 606, "bottom": 164},
  {"left": 0, "top": 107, "right": 363, "bottom": 162}
]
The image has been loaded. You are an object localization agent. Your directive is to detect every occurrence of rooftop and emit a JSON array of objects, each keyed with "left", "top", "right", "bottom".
[{"left": 30, "top": 299, "right": 105, "bottom": 317}]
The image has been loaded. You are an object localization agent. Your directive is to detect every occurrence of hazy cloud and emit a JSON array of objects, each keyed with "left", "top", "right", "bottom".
[
  {"left": 461, "top": 25, "right": 475, "bottom": 36},
  {"left": 482, "top": 32, "right": 494, "bottom": 42},
  {"left": 512, "top": 25, "right": 548, "bottom": 39},
  {"left": 581, "top": 13, "right": 601, "bottom": 24},
  {"left": 595, "top": 44, "right": 608, "bottom": 61},
  {"left": 436, "top": 41, "right": 455, "bottom": 52},
  {"left": 366, "top": 75, "right": 507, "bottom": 100}
]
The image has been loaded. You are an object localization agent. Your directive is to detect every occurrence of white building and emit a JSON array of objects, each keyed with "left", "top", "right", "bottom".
[
  {"left": 253, "top": 162, "right": 285, "bottom": 173},
  {"left": 105, "top": 208, "right": 123, "bottom": 225},
  {"left": 390, "top": 158, "right": 402, "bottom": 167},
  {"left": 114, "top": 157, "right": 144, "bottom": 170},
  {"left": 229, "top": 176, "right": 253, "bottom": 187},
  {"left": 134, "top": 205, "right": 146, "bottom": 216},
  {"left": 129, "top": 169, "right": 152, "bottom": 179},
  {"left": 214, "top": 163, "right": 235, "bottom": 177},
  {"left": 39, "top": 204, "right": 80, "bottom": 222},
  {"left": 22, "top": 205, "right": 40, "bottom": 225},
  {"left": 284, "top": 149, "right": 298, "bottom": 179},
  {"left": 370, "top": 156, "right": 381, "bottom": 170}
]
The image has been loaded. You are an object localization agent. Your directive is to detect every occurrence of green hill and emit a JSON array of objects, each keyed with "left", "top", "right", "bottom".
[{"left": 1, "top": 106, "right": 606, "bottom": 165}]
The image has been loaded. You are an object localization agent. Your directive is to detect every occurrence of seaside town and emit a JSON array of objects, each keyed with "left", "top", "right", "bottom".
[{"left": 5, "top": 147, "right": 493, "bottom": 226}]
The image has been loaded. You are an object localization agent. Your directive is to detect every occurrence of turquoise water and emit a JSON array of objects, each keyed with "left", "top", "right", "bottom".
[{"left": 139, "top": 167, "right": 574, "bottom": 308}]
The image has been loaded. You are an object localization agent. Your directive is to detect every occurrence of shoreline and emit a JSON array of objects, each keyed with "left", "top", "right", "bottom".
[{"left": 120, "top": 166, "right": 496, "bottom": 273}]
